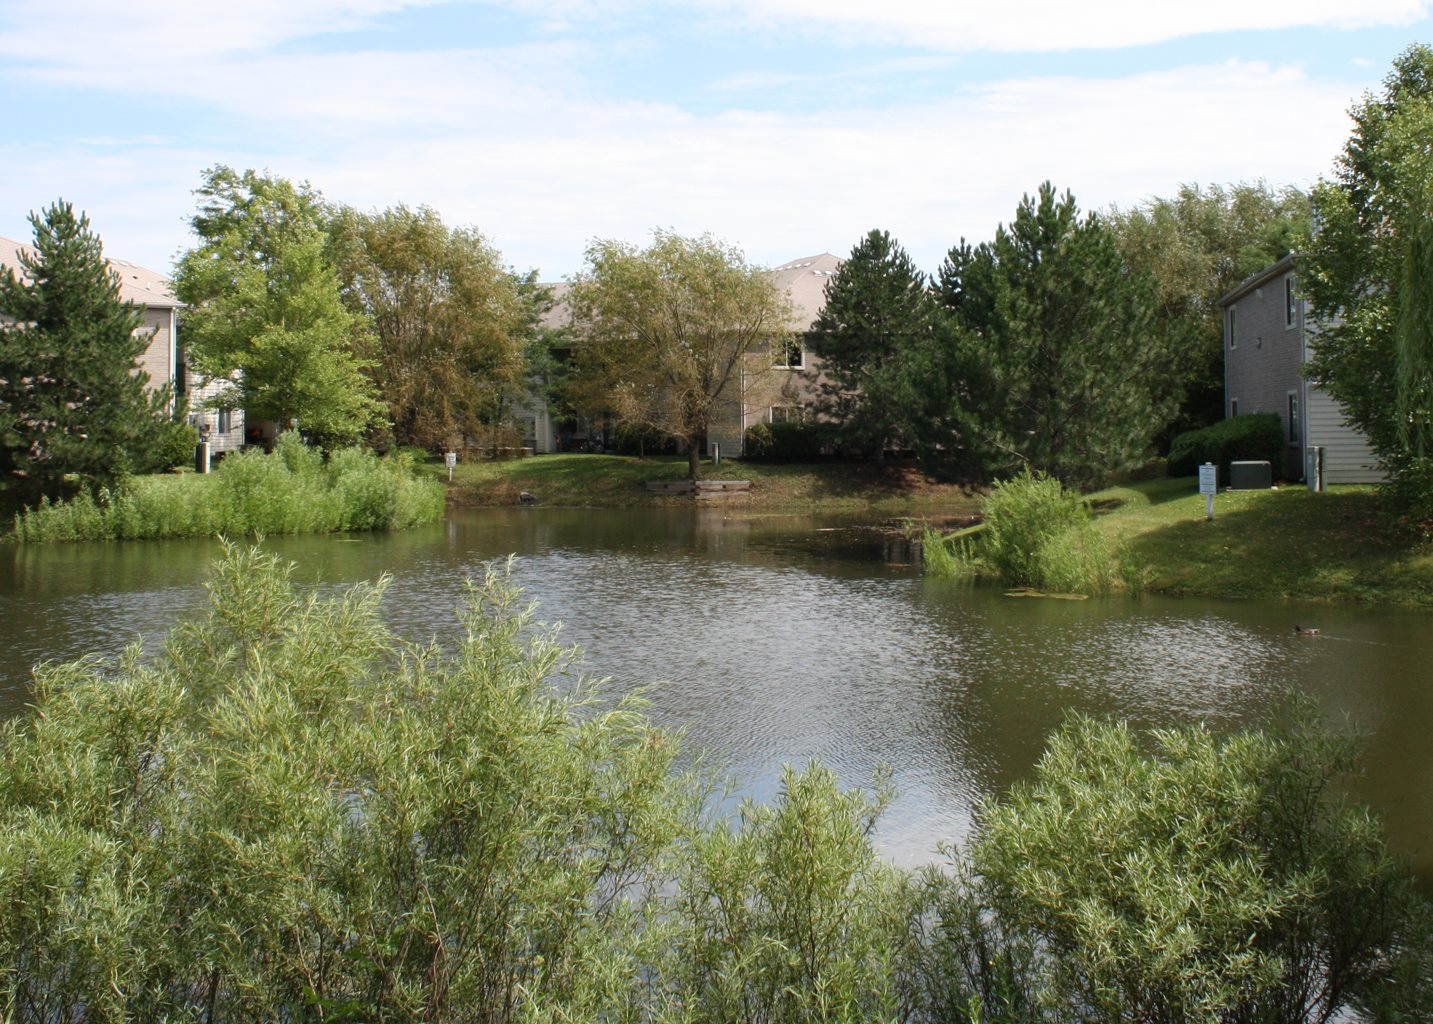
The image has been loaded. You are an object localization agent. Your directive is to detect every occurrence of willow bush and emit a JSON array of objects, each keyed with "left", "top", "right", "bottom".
[{"left": 10, "top": 432, "right": 445, "bottom": 542}]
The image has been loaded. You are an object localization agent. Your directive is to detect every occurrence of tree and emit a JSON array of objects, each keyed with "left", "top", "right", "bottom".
[
  {"left": 938, "top": 183, "right": 1178, "bottom": 486},
  {"left": 1108, "top": 182, "right": 1311, "bottom": 435},
  {"left": 567, "top": 231, "right": 790, "bottom": 479},
  {"left": 0, "top": 201, "right": 174, "bottom": 510},
  {"left": 1303, "top": 44, "right": 1433, "bottom": 526},
  {"left": 173, "top": 167, "right": 383, "bottom": 448},
  {"left": 330, "top": 205, "right": 528, "bottom": 451},
  {"left": 805, "top": 230, "right": 941, "bottom": 461}
]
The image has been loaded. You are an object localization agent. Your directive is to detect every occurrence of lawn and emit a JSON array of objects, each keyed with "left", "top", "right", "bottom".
[
  {"left": 439, "top": 453, "right": 983, "bottom": 518},
  {"left": 1088, "top": 477, "right": 1433, "bottom": 607}
]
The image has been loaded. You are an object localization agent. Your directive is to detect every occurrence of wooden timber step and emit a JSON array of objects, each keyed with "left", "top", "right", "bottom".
[{"left": 644, "top": 480, "right": 752, "bottom": 495}]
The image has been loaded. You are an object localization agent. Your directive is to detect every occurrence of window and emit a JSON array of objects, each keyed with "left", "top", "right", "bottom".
[
  {"left": 1227, "top": 307, "right": 1237, "bottom": 349},
  {"left": 774, "top": 337, "right": 803, "bottom": 369},
  {"left": 1231, "top": 398, "right": 1239, "bottom": 418},
  {"left": 1287, "top": 391, "right": 1300, "bottom": 444},
  {"left": 217, "top": 408, "right": 233, "bottom": 434},
  {"left": 1285, "top": 276, "right": 1297, "bottom": 328},
  {"left": 770, "top": 405, "right": 804, "bottom": 424}
]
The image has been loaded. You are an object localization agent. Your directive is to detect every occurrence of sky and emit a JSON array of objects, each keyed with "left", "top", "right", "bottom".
[{"left": 1, "top": 1, "right": 1429, "bottom": 281}]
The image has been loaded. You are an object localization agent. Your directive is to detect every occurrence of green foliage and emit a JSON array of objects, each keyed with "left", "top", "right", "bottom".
[
  {"left": 1166, "top": 412, "right": 1283, "bottom": 479},
  {"left": 806, "top": 229, "right": 942, "bottom": 461},
  {"left": 154, "top": 420, "right": 200, "bottom": 471},
  {"left": 926, "top": 471, "right": 1121, "bottom": 594},
  {"left": 939, "top": 184, "right": 1180, "bottom": 487},
  {"left": 0, "top": 546, "right": 694, "bottom": 1021},
  {"left": 330, "top": 205, "right": 529, "bottom": 450},
  {"left": 0, "top": 551, "right": 1429, "bottom": 1020},
  {"left": 658, "top": 763, "right": 917, "bottom": 1023},
  {"left": 1107, "top": 182, "right": 1311, "bottom": 434},
  {"left": 0, "top": 201, "right": 174, "bottom": 510},
  {"left": 965, "top": 709, "right": 1432, "bottom": 1023},
  {"left": 11, "top": 433, "right": 444, "bottom": 541},
  {"left": 742, "top": 418, "right": 829, "bottom": 461},
  {"left": 173, "top": 167, "right": 384, "bottom": 448},
  {"left": 1303, "top": 45, "right": 1433, "bottom": 529},
  {"left": 567, "top": 230, "right": 792, "bottom": 480}
]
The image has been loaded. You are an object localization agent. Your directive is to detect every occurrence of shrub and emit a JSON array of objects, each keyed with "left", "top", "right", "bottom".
[
  {"left": 11, "top": 437, "right": 445, "bottom": 542},
  {"left": 1167, "top": 413, "right": 1282, "bottom": 479},
  {"left": 923, "top": 471, "right": 1127, "bottom": 594},
  {"left": 742, "top": 419, "right": 828, "bottom": 461},
  {"left": 962, "top": 709, "right": 1432, "bottom": 1023},
  {"left": 743, "top": 421, "right": 774, "bottom": 458},
  {"left": 151, "top": 421, "right": 200, "bottom": 472},
  {"left": 659, "top": 763, "right": 917, "bottom": 1022},
  {"left": 0, "top": 546, "right": 697, "bottom": 1022}
]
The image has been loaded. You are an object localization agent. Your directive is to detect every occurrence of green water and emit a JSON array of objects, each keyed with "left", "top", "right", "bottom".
[{"left": 3, "top": 507, "right": 1430, "bottom": 877}]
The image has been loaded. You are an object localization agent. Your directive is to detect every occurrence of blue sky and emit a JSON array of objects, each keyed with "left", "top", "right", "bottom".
[{"left": 1, "top": 1, "right": 1429, "bottom": 280}]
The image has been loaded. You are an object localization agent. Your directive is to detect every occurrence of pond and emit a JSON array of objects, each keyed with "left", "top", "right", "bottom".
[{"left": 3, "top": 507, "right": 1431, "bottom": 881}]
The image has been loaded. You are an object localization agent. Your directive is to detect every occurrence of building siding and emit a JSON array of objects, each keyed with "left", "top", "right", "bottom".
[
  {"left": 1306, "top": 386, "right": 1382, "bottom": 483},
  {"left": 1224, "top": 268, "right": 1305, "bottom": 479}
]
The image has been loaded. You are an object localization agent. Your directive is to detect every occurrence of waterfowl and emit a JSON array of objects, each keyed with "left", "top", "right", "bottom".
[{"left": 1294, "top": 625, "right": 1320, "bottom": 636}]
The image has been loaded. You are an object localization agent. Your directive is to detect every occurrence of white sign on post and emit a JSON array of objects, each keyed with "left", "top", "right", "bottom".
[
  {"left": 1199, "top": 462, "right": 1217, "bottom": 520},
  {"left": 445, "top": 451, "right": 457, "bottom": 482}
]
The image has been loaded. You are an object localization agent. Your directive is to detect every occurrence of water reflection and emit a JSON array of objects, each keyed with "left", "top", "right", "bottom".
[{"left": 1, "top": 507, "right": 1430, "bottom": 877}]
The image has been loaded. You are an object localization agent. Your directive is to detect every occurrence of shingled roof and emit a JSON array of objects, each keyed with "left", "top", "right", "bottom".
[{"left": 0, "top": 234, "right": 179, "bottom": 309}]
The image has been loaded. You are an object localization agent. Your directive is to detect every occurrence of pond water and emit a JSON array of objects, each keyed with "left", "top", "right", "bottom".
[{"left": 3, "top": 507, "right": 1431, "bottom": 880}]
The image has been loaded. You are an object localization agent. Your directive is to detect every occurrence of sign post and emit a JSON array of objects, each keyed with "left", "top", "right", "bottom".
[
  {"left": 1198, "top": 462, "right": 1217, "bottom": 520},
  {"left": 445, "top": 451, "right": 457, "bottom": 483}
]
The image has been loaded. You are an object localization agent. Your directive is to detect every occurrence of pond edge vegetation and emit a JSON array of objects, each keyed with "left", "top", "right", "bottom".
[
  {"left": 9, "top": 432, "right": 445, "bottom": 542},
  {"left": 0, "top": 545, "right": 1428, "bottom": 1021}
]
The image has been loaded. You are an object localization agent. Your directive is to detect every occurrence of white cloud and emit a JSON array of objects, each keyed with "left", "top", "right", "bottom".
[
  {"left": 0, "top": 0, "right": 427, "bottom": 65},
  {"left": 4, "top": 56, "right": 1356, "bottom": 281},
  {"left": 687, "top": 0, "right": 1429, "bottom": 52}
]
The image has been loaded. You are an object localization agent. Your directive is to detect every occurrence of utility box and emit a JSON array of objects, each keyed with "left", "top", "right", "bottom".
[
  {"left": 1229, "top": 460, "right": 1272, "bottom": 490},
  {"left": 1305, "top": 446, "right": 1325, "bottom": 492},
  {"left": 194, "top": 441, "right": 211, "bottom": 474}
]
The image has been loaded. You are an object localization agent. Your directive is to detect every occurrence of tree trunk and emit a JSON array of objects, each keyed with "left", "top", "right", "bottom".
[{"left": 687, "top": 442, "right": 699, "bottom": 480}]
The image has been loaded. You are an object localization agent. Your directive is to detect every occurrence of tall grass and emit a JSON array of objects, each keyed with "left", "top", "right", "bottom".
[
  {"left": 11, "top": 433, "right": 445, "bottom": 542},
  {"left": 924, "top": 469, "right": 1134, "bottom": 594}
]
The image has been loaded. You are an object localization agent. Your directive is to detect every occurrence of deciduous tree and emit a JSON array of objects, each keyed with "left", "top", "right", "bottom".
[
  {"left": 567, "top": 231, "right": 790, "bottom": 479},
  {"left": 1108, "top": 182, "right": 1310, "bottom": 434},
  {"left": 1303, "top": 44, "right": 1433, "bottom": 525},
  {"left": 0, "top": 201, "right": 174, "bottom": 509},
  {"left": 330, "top": 205, "right": 528, "bottom": 451},
  {"left": 173, "top": 167, "right": 383, "bottom": 448}
]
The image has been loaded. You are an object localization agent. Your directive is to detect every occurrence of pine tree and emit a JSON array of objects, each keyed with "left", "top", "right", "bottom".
[
  {"left": 805, "top": 230, "right": 940, "bottom": 460},
  {"left": 939, "top": 184, "right": 1176, "bottom": 486},
  {"left": 0, "top": 201, "right": 172, "bottom": 510}
]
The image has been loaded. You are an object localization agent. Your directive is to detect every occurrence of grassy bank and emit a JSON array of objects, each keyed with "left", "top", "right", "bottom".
[
  {"left": 1088, "top": 477, "right": 1433, "bottom": 607},
  {"left": 10, "top": 438, "right": 445, "bottom": 542},
  {"left": 442, "top": 453, "right": 982, "bottom": 518}
]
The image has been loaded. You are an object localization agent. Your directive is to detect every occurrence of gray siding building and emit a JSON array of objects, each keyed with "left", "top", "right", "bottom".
[{"left": 1221, "top": 255, "right": 1382, "bottom": 485}]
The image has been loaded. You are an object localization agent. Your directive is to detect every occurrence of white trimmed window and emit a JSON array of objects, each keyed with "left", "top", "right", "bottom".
[
  {"left": 1227, "top": 307, "right": 1237, "bottom": 349},
  {"left": 1285, "top": 276, "right": 1297, "bottom": 328},
  {"left": 1287, "top": 391, "right": 1300, "bottom": 444},
  {"left": 770, "top": 405, "right": 804, "bottom": 424},
  {"left": 773, "top": 337, "right": 804, "bottom": 369}
]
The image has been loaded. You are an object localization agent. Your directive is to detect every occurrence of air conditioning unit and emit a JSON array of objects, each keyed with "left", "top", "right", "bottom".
[{"left": 1229, "top": 460, "right": 1272, "bottom": 489}]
